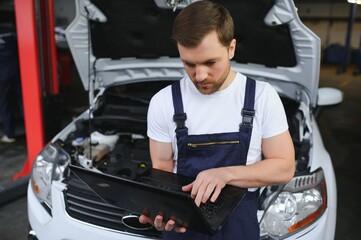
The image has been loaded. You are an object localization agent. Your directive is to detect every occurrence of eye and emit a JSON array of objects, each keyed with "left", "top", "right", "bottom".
[
  {"left": 205, "top": 61, "right": 216, "bottom": 66},
  {"left": 184, "top": 62, "right": 195, "bottom": 68}
]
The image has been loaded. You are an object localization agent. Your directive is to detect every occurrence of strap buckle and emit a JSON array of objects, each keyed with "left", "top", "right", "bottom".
[
  {"left": 241, "top": 109, "right": 255, "bottom": 126},
  {"left": 173, "top": 113, "right": 187, "bottom": 128}
]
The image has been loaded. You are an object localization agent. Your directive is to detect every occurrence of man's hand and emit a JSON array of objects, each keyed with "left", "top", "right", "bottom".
[
  {"left": 139, "top": 214, "right": 187, "bottom": 233},
  {"left": 182, "top": 168, "right": 228, "bottom": 206}
]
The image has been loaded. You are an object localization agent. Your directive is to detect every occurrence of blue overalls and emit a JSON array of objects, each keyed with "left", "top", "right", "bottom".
[{"left": 163, "top": 77, "right": 259, "bottom": 240}]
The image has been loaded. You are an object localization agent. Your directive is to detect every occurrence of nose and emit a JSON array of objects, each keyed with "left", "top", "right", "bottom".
[{"left": 194, "top": 65, "right": 208, "bottom": 82}]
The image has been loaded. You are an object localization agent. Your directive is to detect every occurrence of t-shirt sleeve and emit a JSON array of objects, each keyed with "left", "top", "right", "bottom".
[
  {"left": 147, "top": 88, "right": 173, "bottom": 143},
  {"left": 260, "top": 83, "right": 289, "bottom": 139}
]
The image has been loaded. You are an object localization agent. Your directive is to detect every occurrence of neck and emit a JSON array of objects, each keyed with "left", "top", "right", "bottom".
[{"left": 219, "top": 69, "right": 236, "bottom": 91}]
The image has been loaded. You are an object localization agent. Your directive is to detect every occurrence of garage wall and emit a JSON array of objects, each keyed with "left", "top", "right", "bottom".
[
  {"left": 303, "top": 20, "right": 361, "bottom": 49},
  {"left": 297, "top": 3, "right": 361, "bottom": 49}
]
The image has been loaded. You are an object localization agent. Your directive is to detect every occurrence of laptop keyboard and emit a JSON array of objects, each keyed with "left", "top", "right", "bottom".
[
  {"left": 137, "top": 176, "right": 183, "bottom": 192},
  {"left": 137, "top": 176, "right": 225, "bottom": 219},
  {"left": 200, "top": 197, "right": 224, "bottom": 218}
]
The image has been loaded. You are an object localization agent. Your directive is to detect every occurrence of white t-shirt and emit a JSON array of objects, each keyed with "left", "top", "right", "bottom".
[{"left": 147, "top": 72, "right": 288, "bottom": 171}]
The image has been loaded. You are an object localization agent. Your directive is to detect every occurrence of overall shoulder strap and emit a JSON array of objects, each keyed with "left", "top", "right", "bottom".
[
  {"left": 240, "top": 77, "right": 259, "bottom": 196},
  {"left": 241, "top": 77, "right": 256, "bottom": 127},
  {"left": 171, "top": 81, "right": 187, "bottom": 130}
]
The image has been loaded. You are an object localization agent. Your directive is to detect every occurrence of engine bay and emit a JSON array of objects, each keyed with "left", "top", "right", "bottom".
[{"left": 56, "top": 80, "right": 311, "bottom": 181}]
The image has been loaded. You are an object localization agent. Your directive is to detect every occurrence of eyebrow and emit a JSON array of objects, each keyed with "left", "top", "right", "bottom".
[{"left": 181, "top": 58, "right": 218, "bottom": 65}]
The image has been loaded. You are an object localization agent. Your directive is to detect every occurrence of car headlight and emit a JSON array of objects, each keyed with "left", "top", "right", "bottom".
[
  {"left": 260, "top": 168, "right": 327, "bottom": 239},
  {"left": 31, "top": 143, "right": 70, "bottom": 207}
]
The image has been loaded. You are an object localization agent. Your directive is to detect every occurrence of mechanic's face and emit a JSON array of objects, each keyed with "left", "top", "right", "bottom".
[{"left": 178, "top": 31, "right": 236, "bottom": 95}]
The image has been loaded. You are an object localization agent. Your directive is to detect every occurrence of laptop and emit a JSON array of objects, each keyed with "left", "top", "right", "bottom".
[{"left": 69, "top": 164, "right": 246, "bottom": 235}]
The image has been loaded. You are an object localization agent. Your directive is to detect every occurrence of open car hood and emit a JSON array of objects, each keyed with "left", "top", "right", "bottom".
[{"left": 66, "top": 0, "right": 320, "bottom": 106}]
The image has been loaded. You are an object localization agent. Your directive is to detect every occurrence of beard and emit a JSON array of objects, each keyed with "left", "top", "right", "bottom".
[
  {"left": 192, "top": 68, "right": 231, "bottom": 95},
  {"left": 193, "top": 80, "right": 224, "bottom": 95}
]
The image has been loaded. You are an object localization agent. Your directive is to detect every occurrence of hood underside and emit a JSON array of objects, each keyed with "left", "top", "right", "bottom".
[{"left": 66, "top": 0, "right": 320, "bottom": 105}]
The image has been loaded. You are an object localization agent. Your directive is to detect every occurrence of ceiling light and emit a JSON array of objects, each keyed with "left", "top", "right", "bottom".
[{"left": 348, "top": 0, "right": 361, "bottom": 4}]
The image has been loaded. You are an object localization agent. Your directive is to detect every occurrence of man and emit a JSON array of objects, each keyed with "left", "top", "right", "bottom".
[
  {"left": 0, "top": 15, "right": 23, "bottom": 143},
  {"left": 139, "top": 1, "right": 295, "bottom": 239}
]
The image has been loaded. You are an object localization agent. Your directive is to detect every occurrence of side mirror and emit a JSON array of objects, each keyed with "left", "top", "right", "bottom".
[
  {"left": 314, "top": 87, "right": 343, "bottom": 118},
  {"left": 317, "top": 87, "right": 343, "bottom": 106}
]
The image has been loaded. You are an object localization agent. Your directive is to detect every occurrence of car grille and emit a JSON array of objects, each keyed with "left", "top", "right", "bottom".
[{"left": 63, "top": 174, "right": 161, "bottom": 238}]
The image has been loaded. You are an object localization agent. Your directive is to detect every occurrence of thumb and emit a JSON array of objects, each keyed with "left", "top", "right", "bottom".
[{"left": 182, "top": 183, "right": 193, "bottom": 193}]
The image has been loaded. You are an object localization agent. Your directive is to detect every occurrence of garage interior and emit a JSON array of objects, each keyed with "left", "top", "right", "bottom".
[{"left": 0, "top": 0, "right": 361, "bottom": 239}]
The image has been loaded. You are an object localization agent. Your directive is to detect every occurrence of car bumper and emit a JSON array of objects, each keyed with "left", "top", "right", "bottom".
[
  {"left": 27, "top": 181, "right": 159, "bottom": 240},
  {"left": 28, "top": 180, "right": 336, "bottom": 240}
]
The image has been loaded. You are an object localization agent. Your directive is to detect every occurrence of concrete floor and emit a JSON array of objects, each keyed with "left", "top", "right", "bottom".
[{"left": 0, "top": 63, "right": 360, "bottom": 239}]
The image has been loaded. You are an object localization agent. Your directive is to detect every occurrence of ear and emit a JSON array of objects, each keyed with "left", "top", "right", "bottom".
[{"left": 228, "top": 39, "right": 236, "bottom": 59}]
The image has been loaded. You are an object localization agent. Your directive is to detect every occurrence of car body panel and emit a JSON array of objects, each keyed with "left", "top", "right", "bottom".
[
  {"left": 66, "top": 0, "right": 320, "bottom": 106},
  {"left": 28, "top": 183, "right": 159, "bottom": 240}
]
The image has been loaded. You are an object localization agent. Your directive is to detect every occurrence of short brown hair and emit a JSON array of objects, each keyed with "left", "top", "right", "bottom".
[{"left": 172, "top": 0, "right": 234, "bottom": 47}]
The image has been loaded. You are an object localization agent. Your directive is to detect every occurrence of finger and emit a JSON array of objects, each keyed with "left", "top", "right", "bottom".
[
  {"left": 139, "top": 214, "right": 151, "bottom": 224},
  {"left": 173, "top": 226, "right": 187, "bottom": 233},
  {"left": 194, "top": 183, "right": 208, "bottom": 207},
  {"left": 154, "top": 215, "right": 165, "bottom": 230},
  {"left": 190, "top": 185, "right": 198, "bottom": 199},
  {"left": 210, "top": 185, "right": 222, "bottom": 203},
  {"left": 164, "top": 219, "right": 175, "bottom": 231},
  {"left": 191, "top": 178, "right": 203, "bottom": 199},
  {"left": 202, "top": 182, "right": 216, "bottom": 203},
  {"left": 182, "top": 183, "right": 193, "bottom": 192}
]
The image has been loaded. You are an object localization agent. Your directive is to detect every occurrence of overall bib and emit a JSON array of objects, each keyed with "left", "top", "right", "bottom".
[{"left": 163, "top": 77, "right": 259, "bottom": 240}]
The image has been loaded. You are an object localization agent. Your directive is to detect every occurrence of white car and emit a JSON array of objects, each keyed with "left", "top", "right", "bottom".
[{"left": 27, "top": 0, "right": 342, "bottom": 239}]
